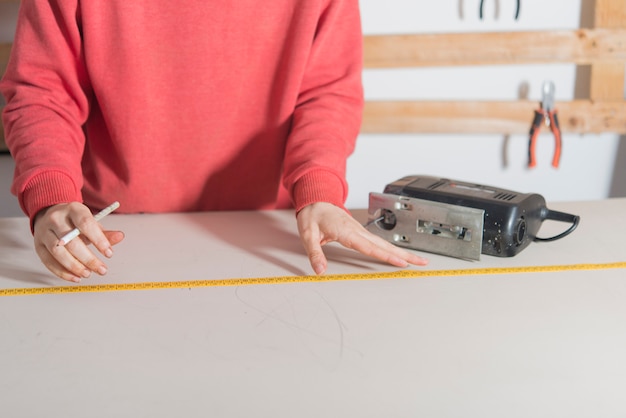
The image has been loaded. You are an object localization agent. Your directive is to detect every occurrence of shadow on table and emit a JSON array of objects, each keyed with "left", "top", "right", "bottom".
[
  {"left": 0, "top": 237, "right": 60, "bottom": 285},
  {"left": 181, "top": 210, "right": 385, "bottom": 276},
  {"left": 0, "top": 264, "right": 58, "bottom": 286},
  {"left": 0, "top": 226, "right": 58, "bottom": 286}
]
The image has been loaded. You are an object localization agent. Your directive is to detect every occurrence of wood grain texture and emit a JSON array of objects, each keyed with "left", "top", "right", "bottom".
[
  {"left": 362, "top": 100, "right": 626, "bottom": 134},
  {"left": 364, "top": 29, "right": 626, "bottom": 68},
  {"left": 590, "top": 0, "right": 626, "bottom": 101}
]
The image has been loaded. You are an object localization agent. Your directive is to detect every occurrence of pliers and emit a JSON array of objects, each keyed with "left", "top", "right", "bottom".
[
  {"left": 528, "top": 81, "right": 562, "bottom": 168},
  {"left": 479, "top": 0, "right": 521, "bottom": 20}
]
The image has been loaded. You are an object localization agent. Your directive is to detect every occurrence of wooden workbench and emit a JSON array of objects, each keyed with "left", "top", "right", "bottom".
[{"left": 1, "top": 199, "right": 625, "bottom": 417}]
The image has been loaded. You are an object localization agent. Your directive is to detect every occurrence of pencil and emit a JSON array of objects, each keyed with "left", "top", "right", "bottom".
[{"left": 57, "top": 201, "right": 120, "bottom": 246}]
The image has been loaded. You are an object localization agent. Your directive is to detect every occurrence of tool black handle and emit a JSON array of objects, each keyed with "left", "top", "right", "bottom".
[{"left": 528, "top": 110, "right": 544, "bottom": 167}]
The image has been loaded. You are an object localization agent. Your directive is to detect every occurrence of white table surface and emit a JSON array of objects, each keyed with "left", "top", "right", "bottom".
[{"left": 1, "top": 199, "right": 625, "bottom": 417}]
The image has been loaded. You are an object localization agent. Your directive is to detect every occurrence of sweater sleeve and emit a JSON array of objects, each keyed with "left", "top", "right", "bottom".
[
  {"left": 0, "top": 0, "right": 90, "bottom": 222},
  {"left": 282, "top": 0, "right": 364, "bottom": 212}
]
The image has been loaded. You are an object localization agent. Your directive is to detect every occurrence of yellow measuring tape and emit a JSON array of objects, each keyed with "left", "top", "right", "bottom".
[{"left": 1, "top": 261, "right": 625, "bottom": 297}]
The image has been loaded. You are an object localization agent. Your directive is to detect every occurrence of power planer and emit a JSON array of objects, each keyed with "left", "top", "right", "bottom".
[{"left": 366, "top": 175, "right": 580, "bottom": 260}]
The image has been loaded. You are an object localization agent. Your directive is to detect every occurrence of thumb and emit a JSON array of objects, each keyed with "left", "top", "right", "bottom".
[{"left": 103, "top": 230, "right": 125, "bottom": 246}]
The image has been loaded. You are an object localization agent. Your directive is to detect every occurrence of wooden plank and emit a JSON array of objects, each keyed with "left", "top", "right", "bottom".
[
  {"left": 363, "top": 29, "right": 626, "bottom": 68},
  {"left": 590, "top": 62, "right": 625, "bottom": 100},
  {"left": 594, "top": 0, "right": 626, "bottom": 27},
  {"left": 361, "top": 100, "right": 626, "bottom": 134},
  {"left": 590, "top": 0, "right": 626, "bottom": 101}
]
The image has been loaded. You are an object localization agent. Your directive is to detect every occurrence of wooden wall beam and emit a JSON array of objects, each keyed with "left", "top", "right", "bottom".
[
  {"left": 364, "top": 29, "right": 626, "bottom": 68},
  {"left": 590, "top": 0, "right": 626, "bottom": 101},
  {"left": 362, "top": 100, "right": 626, "bottom": 134}
]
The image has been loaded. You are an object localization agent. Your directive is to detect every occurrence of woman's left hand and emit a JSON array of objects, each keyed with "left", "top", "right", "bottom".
[{"left": 296, "top": 202, "right": 428, "bottom": 275}]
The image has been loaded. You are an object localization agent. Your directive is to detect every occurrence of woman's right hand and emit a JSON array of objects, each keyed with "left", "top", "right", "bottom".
[{"left": 33, "top": 202, "right": 125, "bottom": 282}]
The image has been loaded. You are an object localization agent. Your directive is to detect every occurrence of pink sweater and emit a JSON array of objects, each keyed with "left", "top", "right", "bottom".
[{"left": 1, "top": 0, "right": 363, "bottom": 222}]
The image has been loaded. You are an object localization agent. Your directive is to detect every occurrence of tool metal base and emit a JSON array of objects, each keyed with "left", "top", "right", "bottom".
[{"left": 367, "top": 192, "right": 485, "bottom": 260}]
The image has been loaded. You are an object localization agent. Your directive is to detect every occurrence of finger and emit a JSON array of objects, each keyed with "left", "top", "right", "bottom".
[
  {"left": 37, "top": 230, "right": 125, "bottom": 282},
  {"left": 56, "top": 229, "right": 126, "bottom": 276},
  {"left": 341, "top": 229, "right": 428, "bottom": 268},
  {"left": 43, "top": 224, "right": 103, "bottom": 279},
  {"left": 65, "top": 209, "right": 115, "bottom": 258},
  {"left": 103, "top": 230, "right": 125, "bottom": 247},
  {"left": 35, "top": 230, "right": 88, "bottom": 282},
  {"left": 35, "top": 244, "right": 83, "bottom": 283},
  {"left": 365, "top": 232, "right": 429, "bottom": 266},
  {"left": 298, "top": 224, "right": 328, "bottom": 275},
  {"left": 340, "top": 231, "right": 408, "bottom": 267},
  {"left": 307, "top": 242, "right": 328, "bottom": 275},
  {"left": 82, "top": 230, "right": 125, "bottom": 256},
  {"left": 48, "top": 240, "right": 96, "bottom": 280},
  {"left": 63, "top": 238, "right": 109, "bottom": 276}
]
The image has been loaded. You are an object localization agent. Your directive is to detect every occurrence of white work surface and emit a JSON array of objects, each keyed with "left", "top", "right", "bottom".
[{"left": 1, "top": 199, "right": 626, "bottom": 417}]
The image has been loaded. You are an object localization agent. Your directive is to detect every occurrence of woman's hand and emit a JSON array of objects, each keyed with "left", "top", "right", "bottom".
[
  {"left": 33, "top": 202, "right": 125, "bottom": 282},
  {"left": 296, "top": 202, "right": 428, "bottom": 275}
]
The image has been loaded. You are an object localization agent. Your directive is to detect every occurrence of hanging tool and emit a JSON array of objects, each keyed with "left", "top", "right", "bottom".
[
  {"left": 528, "top": 81, "right": 562, "bottom": 168},
  {"left": 479, "top": 0, "right": 521, "bottom": 20}
]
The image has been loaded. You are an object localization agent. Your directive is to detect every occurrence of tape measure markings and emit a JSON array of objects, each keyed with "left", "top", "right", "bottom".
[{"left": 1, "top": 261, "right": 625, "bottom": 297}]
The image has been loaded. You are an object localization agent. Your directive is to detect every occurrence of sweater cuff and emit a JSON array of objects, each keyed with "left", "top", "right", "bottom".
[
  {"left": 21, "top": 171, "right": 82, "bottom": 228},
  {"left": 292, "top": 170, "right": 348, "bottom": 213}
]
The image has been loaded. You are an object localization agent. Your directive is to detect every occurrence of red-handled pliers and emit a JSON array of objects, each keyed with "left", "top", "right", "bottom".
[{"left": 528, "top": 81, "right": 562, "bottom": 168}]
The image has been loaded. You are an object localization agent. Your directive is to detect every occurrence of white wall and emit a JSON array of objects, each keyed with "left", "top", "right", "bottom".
[
  {"left": 0, "top": 2, "right": 18, "bottom": 41},
  {"left": 347, "top": 0, "right": 623, "bottom": 208},
  {"left": 0, "top": 3, "right": 21, "bottom": 216}
]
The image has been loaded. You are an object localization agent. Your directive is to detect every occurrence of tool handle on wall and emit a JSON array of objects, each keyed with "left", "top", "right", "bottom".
[
  {"left": 528, "top": 110, "right": 544, "bottom": 168},
  {"left": 548, "top": 111, "right": 562, "bottom": 168}
]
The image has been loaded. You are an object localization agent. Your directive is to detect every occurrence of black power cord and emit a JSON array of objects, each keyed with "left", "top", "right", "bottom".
[{"left": 534, "top": 208, "right": 580, "bottom": 242}]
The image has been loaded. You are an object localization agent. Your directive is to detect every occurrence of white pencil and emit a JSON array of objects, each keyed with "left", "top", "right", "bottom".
[{"left": 58, "top": 201, "right": 120, "bottom": 246}]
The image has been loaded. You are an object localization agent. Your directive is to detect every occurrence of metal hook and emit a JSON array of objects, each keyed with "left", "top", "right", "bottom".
[{"left": 479, "top": 0, "right": 520, "bottom": 20}]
